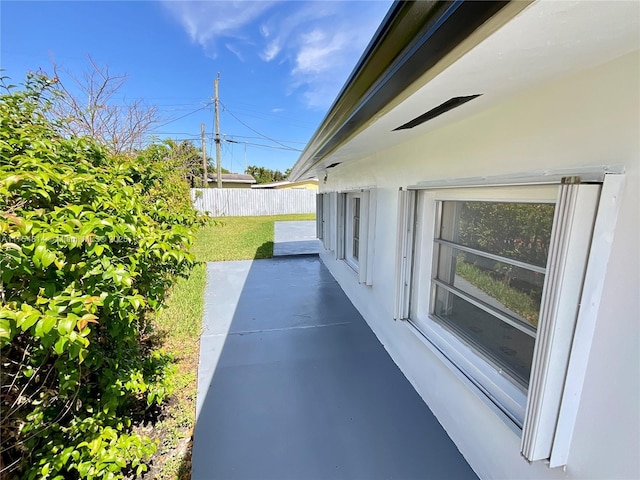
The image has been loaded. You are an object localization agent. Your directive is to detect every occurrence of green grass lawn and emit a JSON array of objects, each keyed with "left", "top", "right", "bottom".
[
  {"left": 193, "top": 213, "right": 316, "bottom": 261},
  {"left": 456, "top": 260, "right": 540, "bottom": 327},
  {"left": 151, "top": 213, "right": 315, "bottom": 478}
]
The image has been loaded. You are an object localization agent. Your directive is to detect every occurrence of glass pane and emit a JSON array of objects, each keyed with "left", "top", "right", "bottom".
[
  {"left": 434, "top": 285, "right": 535, "bottom": 387},
  {"left": 440, "top": 201, "right": 555, "bottom": 268},
  {"left": 436, "top": 245, "right": 544, "bottom": 328},
  {"left": 352, "top": 198, "right": 360, "bottom": 260}
]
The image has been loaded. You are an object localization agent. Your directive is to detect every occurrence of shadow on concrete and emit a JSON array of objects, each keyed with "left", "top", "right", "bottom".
[
  {"left": 273, "top": 240, "right": 320, "bottom": 256},
  {"left": 191, "top": 249, "right": 478, "bottom": 480},
  {"left": 273, "top": 221, "right": 319, "bottom": 256}
]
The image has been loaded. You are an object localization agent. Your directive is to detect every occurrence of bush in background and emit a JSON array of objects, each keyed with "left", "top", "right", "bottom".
[{"left": 0, "top": 74, "right": 201, "bottom": 479}]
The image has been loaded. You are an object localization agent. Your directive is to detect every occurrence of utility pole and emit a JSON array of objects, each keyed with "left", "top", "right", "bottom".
[
  {"left": 214, "top": 73, "right": 222, "bottom": 189},
  {"left": 200, "top": 123, "right": 207, "bottom": 187}
]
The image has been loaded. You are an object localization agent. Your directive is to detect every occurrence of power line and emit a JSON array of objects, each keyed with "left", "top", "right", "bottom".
[
  {"left": 221, "top": 104, "right": 318, "bottom": 127},
  {"left": 230, "top": 140, "right": 302, "bottom": 152},
  {"left": 151, "top": 104, "right": 211, "bottom": 129},
  {"left": 223, "top": 134, "right": 307, "bottom": 145},
  {"left": 222, "top": 103, "right": 298, "bottom": 151}
]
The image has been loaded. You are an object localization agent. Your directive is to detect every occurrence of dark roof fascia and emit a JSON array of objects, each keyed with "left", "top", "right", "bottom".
[
  {"left": 291, "top": 0, "right": 509, "bottom": 181},
  {"left": 208, "top": 174, "right": 256, "bottom": 183}
]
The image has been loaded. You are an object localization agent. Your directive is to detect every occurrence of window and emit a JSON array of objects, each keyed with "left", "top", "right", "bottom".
[
  {"left": 345, "top": 193, "right": 361, "bottom": 270},
  {"left": 334, "top": 189, "right": 376, "bottom": 285},
  {"left": 316, "top": 193, "right": 324, "bottom": 241},
  {"left": 395, "top": 174, "right": 623, "bottom": 465},
  {"left": 318, "top": 192, "right": 336, "bottom": 251},
  {"left": 432, "top": 200, "right": 554, "bottom": 390}
]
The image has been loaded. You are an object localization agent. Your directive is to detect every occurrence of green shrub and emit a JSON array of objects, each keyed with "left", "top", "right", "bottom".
[{"left": 0, "top": 74, "right": 200, "bottom": 479}]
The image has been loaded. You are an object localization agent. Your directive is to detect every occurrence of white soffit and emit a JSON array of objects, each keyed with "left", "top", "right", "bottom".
[{"left": 325, "top": 0, "right": 640, "bottom": 167}]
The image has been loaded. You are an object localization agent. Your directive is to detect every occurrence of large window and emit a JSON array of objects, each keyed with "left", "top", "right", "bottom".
[
  {"left": 395, "top": 175, "right": 621, "bottom": 465},
  {"left": 432, "top": 200, "right": 554, "bottom": 389}
]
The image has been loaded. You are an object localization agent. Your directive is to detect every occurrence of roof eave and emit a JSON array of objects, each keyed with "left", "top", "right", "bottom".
[{"left": 290, "top": 0, "right": 512, "bottom": 181}]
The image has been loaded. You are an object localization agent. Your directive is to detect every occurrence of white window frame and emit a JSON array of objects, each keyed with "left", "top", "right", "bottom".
[
  {"left": 336, "top": 189, "right": 376, "bottom": 285},
  {"left": 316, "top": 193, "right": 324, "bottom": 241},
  {"left": 320, "top": 192, "right": 337, "bottom": 251},
  {"left": 344, "top": 192, "right": 362, "bottom": 271},
  {"left": 395, "top": 172, "right": 624, "bottom": 466}
]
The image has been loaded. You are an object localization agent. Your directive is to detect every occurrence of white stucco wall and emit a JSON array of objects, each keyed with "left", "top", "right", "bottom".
[{"left": 319, "top": 51, "right": 639, "bottom": 479}]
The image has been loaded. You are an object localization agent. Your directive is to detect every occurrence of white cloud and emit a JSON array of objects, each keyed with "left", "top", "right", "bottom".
[
  {"left": 293, "top": 29, "right": 346, "bottom": 75},
  {"left": 163, "top": 0, "right": 392, "bottom": 109},
  {"left": 162, "top": 0, "right": 275, "bottom": 55},
  {"left": 261, "top": 40, "right": 281, "bottom": 61},
  {"left": 225, "top": 43, "right": 245, "bottom": 62},
  {"left": 263, "top": 2, "right": 392, "bottom": 109}
]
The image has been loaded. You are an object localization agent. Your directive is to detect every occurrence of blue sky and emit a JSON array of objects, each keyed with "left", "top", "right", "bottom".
[{"left": 1, "top": 1, "right": 392, "bottom": 173}]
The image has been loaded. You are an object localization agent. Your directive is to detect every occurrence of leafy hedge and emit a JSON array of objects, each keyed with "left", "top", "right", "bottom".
[{"left": 0, "top": 75, "right": 202, "bottom": 479}]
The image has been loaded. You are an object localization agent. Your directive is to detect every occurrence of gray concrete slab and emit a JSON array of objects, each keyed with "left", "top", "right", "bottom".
[
  {"left": 193, "top": 257, "right": 478, "bottom": 480},
  {"left": 273, "top": 221, "right": 319, "bottom": 256}
]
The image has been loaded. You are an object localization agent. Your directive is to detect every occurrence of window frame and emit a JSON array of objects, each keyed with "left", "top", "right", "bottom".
[
  {"left": 320, "top": 192, "right": 337, "bottom": 252},
  {"left": 334, "top": 189, "right": 377, "bottom": 285},
  {"left": 344, "top": 192, "right": 362, "bottom": 271},
  {"left": 395, "top": 174, "right": 622, "bottom": 465},
  {"left": 415, "top": 184, "right": 559, "bottom": 427}
]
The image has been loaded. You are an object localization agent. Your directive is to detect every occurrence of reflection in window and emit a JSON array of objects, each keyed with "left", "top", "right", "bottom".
[
  {"left": 352, "top": 197, "right": 360, "bottom": 260},
  {"left": 432, "top": 201, "right": 555, "bottom": 388}
]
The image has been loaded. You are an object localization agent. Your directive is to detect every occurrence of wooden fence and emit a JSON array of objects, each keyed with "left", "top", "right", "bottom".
[{"left": 191, "top": 188, "right": 316, "bottom": 217}]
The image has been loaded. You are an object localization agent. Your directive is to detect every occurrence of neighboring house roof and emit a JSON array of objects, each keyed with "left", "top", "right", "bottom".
[
  {"left": 290, "top": 0, "right": 637, "bottom": 181},
  {"left": 208, "top": 173, "right": 256, "bottom": 184},
  {"left": 251, "top": 179, "right": 318, "bottom": 189}
]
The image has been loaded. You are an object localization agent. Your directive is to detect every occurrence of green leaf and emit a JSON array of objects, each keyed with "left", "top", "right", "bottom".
[
  {"left": 57, "top": 316, "right": 75, "bottom": 335},
  {"left": 33, "top": 244, "right": 45, "bottom": 269},
  {"left": 0, "top": 319, "right": 12, "bottom": 342},
  {"left": 16, "top": 310, "right": 39, "bottom": 331},
  {"left": 78, "top": 347, "right": 88, "bottom": 364},
  {"left": 41, "top": 249, "right": 56, "bottom": 268},
  {"left": 77, "top": 461, "right": 92, "bottom": 477},
  {"left": 35, "top": 316, "right": 56, "bottom": 337},
  {"left": 127, "top": 296, "right": 142, "bottom": 310},
  {"left": 54, "top": 336, "right": 68, "bottom": 355}
]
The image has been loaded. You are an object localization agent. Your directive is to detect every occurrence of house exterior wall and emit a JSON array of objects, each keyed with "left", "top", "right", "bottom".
[
  {"left": 275, "top": 180, "right": 318, "bottom": 190},
  {"left": 319, "top": 51, "right": 639, "bottom": 479}
]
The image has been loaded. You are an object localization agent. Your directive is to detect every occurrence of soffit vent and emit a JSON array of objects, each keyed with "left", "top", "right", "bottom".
[{"left": 393, "top": 94, "right": 482, "bottom": 131}]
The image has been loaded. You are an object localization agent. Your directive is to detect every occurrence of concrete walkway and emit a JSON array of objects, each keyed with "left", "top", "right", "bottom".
[
  {"left": 192, "top": 257, "right": 477, "bottom": 480},
  {"left": 273, "top": 220, "right": 319, "bottom": 256}
]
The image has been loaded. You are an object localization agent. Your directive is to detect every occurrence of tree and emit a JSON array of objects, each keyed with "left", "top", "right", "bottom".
[
  {"left": 160, "top": 139, "right": 206, "bottom": 187},
  {"left": 245, "top": 165, "right": 287, "bottom": 184},
  {"left": 143, "top": 140, "right": 231, "bottom": 187},
  {"left": 47, "top": 57, "right": 158, "bottom": 155}
]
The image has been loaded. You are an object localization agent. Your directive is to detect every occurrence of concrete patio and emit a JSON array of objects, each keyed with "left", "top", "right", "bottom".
[
  {"left": 192, "top": 252, "right": 477, "bottom": 480},
  {"left": 273, "top": 220, "right": 319, "bottom": 256}
]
